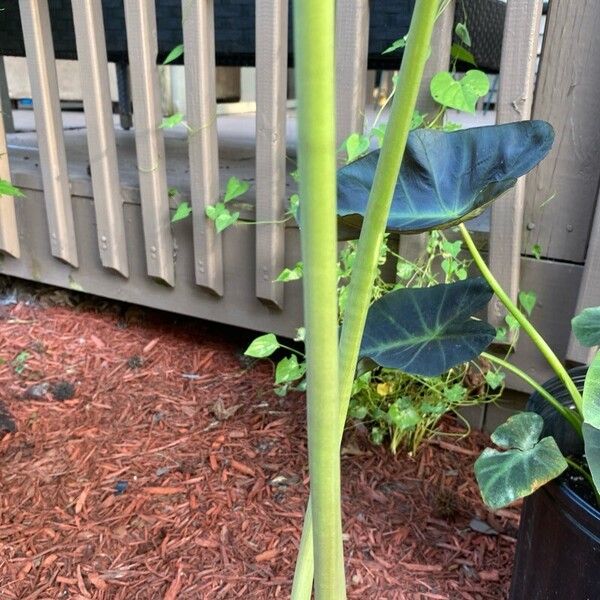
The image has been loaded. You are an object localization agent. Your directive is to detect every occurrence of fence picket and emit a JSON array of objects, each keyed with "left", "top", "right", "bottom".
[
  {"left": 335, "top": 0, "right": 370, "bottom": 146},
  {"left": 72, "top": 0, "right": 129, "bottom": 278},
  {"left": 254, "top": 0, "right": 288, "bottom": 307},
  {"left": 124, "top": 0, "right": 175, "bottom": 286},
  {"left": 0, "top": 94, "right": 19, "bottom": 258},
  {"left": 19, "top": 0, "right": 78, "bottom": 267},
  {"left": 488, "top": 0, "right": 544, "bottom": 331},
  {"left": 182, "top": 0, "right": 224, "bottom": 295}
]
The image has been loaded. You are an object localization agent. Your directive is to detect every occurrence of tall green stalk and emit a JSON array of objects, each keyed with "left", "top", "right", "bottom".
[
  {"left": 291, "top": 1, "right": 440, "bottom": 597},
  {"left": 459, "top": 223, "right": 584, "bottom": 414},
  {"left": 293, "top": 1, "right": 344, "bottom": 598}
]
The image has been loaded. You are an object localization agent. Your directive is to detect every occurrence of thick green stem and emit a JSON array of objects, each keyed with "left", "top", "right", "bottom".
[
  {"left": 291, "top": 1, "right": 439, "bottom": 597},
  {"left": 293, "top": 1, "right": 344, "bottom": 599},
  {"left": 459, "top": 223, "right": 584, "bottom": 414},
  {"left": 481, "top": 352, "right": 583, "bottom": 436}
]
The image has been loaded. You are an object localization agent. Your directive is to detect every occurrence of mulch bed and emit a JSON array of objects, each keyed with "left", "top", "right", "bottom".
[{"left": 0, "top": 296, "right": 518, "bottom": 599}]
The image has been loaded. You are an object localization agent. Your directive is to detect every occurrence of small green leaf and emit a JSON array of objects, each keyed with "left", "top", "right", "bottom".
[
  {"left": 485, "top": 370, "right": 505, "bottom": 391},
  {"left": 0, "top": 179, "right": 25, "bottom": 197},
  {"left": 410, "top": 111, "right": 425, "bottom": 130},
  {"left": 582, "top": 422, "right": 600, "bottom": 495},
  {"left": 444, "top": 384, "right": 467, "bottom": 404},
  {"left": 12, "top": 351, "right": 29, "bottom": 374},
  {"left": 215, "top": 210, "right": 239, "bottom": 232},
  {"left": 583, "top": 351, "right": 600, "bottom": 428},
  {"left": 160, "top": 113, "right": 184, "bottom": 129},
  {"left": 287, "top": 194, "right": 300, "bottom": 219},
  {"left": 349, "top": 404, "right": 369, "bottom": 420},
  {"left": 370, "top": 123, "right": 387, "bottom": 146},
  {"left": 343, "top": 133, "right": 370, "bottom": 163},
  {"left": 382, "top": 36, "right": 407, "bottom": 54},
  {"left": 441, "top": 258, "right": 456, "bottom": 276},
  {"left": 293, "top": 327, "right": 306, "bottom": 342},
  {"left": 387, "top": 404, "right": 420, "bottom": 430},
  {"left": 171, "top": 201, "right": 192, "bottom": 222},
  {"left": 205, "top": 203, "right": 226, "bottom": 221},
  {"left": 244, "top": 333, "right": 280, "bottom": 358},
  {"left": 442, "top": 239, "right": 462, "bottom": 258},
  {"left": 450, "top": 43, "right": 476, "bottom": 66},
  {"left": 518, "top": 291, "right": 537, "bottom": 316},
  {"left": 495, "top": 326, "right": 507, "bottom": 342},
  {"left": 223, "top": 176, "right": 250, "bottom": 203},
  {"left": 275, "top": 262, "right": 303, "bottom": 282},
  {"left": 396, "top": 262, "right": 414, "bottom": 280},
  {"left": 456, "top": 267, "right": 468, "bottom": 281},
  {"left": 454, "top": 23, "right": 472, "bottom": 47},
  {"left": 572, "top": 306, "right": 600, "bottom": 347},
  {"left": 163, "top": 44, "right": 184, "bottom": 65},
  {"left": 290, "top": 169, "right": 300, "bottom": 183},
  {"left": 532, "top": 244, "right": 542, "bottom": 260},
  {"left": 441, "top": 121, "right": 462, "bottom": 132},
  {"left": 475, "top": 413, "right": 568, "bottom": 509},
  {"left": 371, "top": 427, "right": 385, "bottom": 445},
  {"left": 430, "top": 70, "right": 489, "bottom": 113},
  {"left": 505, "top": 314, "right": 520, "bottom": 331},
  {"left": 275, "top": 355, "right": 306, "bottom": 385}
]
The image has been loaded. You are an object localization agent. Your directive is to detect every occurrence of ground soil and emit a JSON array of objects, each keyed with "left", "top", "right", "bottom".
[{"left": 0, "top": 297, "right": 518, "bottom": 599}]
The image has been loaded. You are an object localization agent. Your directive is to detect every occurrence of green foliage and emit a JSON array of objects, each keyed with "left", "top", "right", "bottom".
[
  {"left": 430, "top": 70, "right": 489, "bottom": 113},
  {"left": 171, "top": 201, "right": 192, "bottom": 223},
  {"left": 342, "top": 133, "right": 370, "bottom": 163},
  {"left": 276, "top": 262, "right": 304, "bottom": 282},
  {"left": 0, "top": 179, "right": 24, "bottom": 197},
  {"left": 450, "top": 44, "right": 476, "bottom": 66},
  {"left": 454, "top": 22, "right": 471, "bottom": 47},
  {"left": 275, "top": 354, "right": 306, "bottom": 385},
  {"left": 205, "top": 176, "right": 249, "bottom": 232},
  {"left": 518, "top": 290, "right": 537, "bottom": 317},
  {"left": 244, "top": 333, "right": 280, "bottom": 358},
  {"left": 475, "top": 413, "right": 568, "bottom": 509},
  {"left": 382, "top": 35, "right": 407, "bottom": 54},
  {"left": 12, "top": 351, "right": 29, "bottom": 375},
  {"left": 359, "top": 278, "right": 495, "bottom": 377},
  {"left": 572, "top": 306, "right": 600, "bottom": 347},
  {"left": 163, "top": 44, "right": 184, "bottom": 65},
  {"left": 531, "top": 243, "right": 542, "bottom": 260},
  {"left": 582, "top": 423, "right": 600, "bottom": 494},
  {"left": 159, "top": 113, "right": 184, "bottom": 129}
]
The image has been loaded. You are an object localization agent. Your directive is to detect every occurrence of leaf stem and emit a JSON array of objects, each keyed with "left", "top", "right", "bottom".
[
  {"left": 481, "top": 352, "right": 582, "bottom": 436},
  {"left": 293, "top": 1, "right": 344, "bottom": 598},
  {"left": 459, "top": 223, "right": 583, "bottom": 414},
  {"left": 291, "top": 0, "right": 440, "bottom": 597}
]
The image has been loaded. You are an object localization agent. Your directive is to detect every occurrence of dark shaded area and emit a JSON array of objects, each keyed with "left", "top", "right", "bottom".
[{"left": 0, "top": 0, "right": 507, "bottom": 72}]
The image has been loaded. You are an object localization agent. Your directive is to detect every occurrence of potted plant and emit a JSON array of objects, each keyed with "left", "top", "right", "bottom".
[{"left": 265, "top": 0, "right": 600, "bottom": 597}]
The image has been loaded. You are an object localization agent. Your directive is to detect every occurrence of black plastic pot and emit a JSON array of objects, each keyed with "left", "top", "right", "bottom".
[{"left": 509, "top": 367, "right": 600, "bottom": 600}]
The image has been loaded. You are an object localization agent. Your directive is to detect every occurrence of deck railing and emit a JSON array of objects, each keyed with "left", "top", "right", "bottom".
[{"left": 0, "top": 0, "right": 599, "bottom": 383}]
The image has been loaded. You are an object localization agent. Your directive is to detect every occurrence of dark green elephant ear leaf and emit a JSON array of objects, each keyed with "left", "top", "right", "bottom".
[
  {"left": 359, "top": 277, "right": 495, "bottom": 377},
  {"left": 337, "top": 120, "right": 554, "bottom": 234},
  {"left": 475, "top": 412, "right": 567, "bottom": 510},
  {"left": 582, "top": 423, "right": 600, "bottom": 496}
]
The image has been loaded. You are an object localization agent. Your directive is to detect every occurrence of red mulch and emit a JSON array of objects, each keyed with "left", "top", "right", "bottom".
[{"left": 0, "top": 299, "right": 518, "bottom": 599}]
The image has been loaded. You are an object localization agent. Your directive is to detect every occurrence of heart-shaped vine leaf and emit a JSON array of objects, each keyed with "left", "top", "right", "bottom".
[
  {"left": 359, "top": 278, "right": 495, "bottom": 377},
  {"left": 223, "top": 176, "right": 250, "bottom": 203},
  {"left": 337, "top": 121, "right": 554, "bottom": 235},
  {"left": 244, "top": 333, "right": 280, "bottom": 358},
  {"left": 0, "top": 179, "right": 24, "bottom": 197},
  {"left": 171, "top": 201, "right": 192, "bottom": 223},
  {"left": 430, "top": 70, "right": 489, "bottom": 113},
  {"left": 475, "top": 412, "right": 568, "bottom": 510},
  {"left": 572, "top": 306, "right": 600, "bottom": 347},
  {"left": 582, "top": 423, "right": 600, "bottom": 494}
]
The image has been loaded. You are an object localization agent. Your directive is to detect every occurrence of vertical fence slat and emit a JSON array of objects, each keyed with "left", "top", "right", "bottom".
[
  {"left": 0, "top": 56, "right": 15, "bottom": 134},
  {"left": 124, "top": 0, "right": 174, "bottom": 286},
  {"left": 399, "top": 1, "right": 455, "bottom": 263},
  {"left": 254, "top": 0, "right": 288, "bottom": 307},
  {"left": 488, "top": 0, "right": 544, "bottom": 330},
  {"left": 0, "top": 94, "right": 19, "bottom": 258},
  {"left": 19, "top": 0, "right": 78, "bottom": 267},
  {"left": 183, "top": 0, "right": 224, "bottom": 296},
  {"left": 567, "top": 195, "right": 600, "bottom": 364},
  {"left": 72, "top": 0, "right": 129, "bottom": 278},
  {"left": 335, "top": 0, "right": 370, "bottom": 146}
]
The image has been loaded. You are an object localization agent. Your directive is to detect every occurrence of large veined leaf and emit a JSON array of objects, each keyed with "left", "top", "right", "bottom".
[
  {"left": 583, "top": 351, "right": 600, "bottom": 428},
  {"left": 572, "top": 306, "right": 600, "bottom": 347},
  {"left": 359, "top": 278, "right": 495, "bottom": 377},
  {"left": 337, "top": 121, "right": 554, "bottom": 234},
  {"left": 582, "top": 423, "right": 600, "bottom": 495},
  {"left": 475, "top": 413, "right": 568, "bottom": 510}
]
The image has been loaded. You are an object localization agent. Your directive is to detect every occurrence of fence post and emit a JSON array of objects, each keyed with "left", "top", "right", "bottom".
[
  {"left": 0, "top": 57, "right": 15, "bottom": 134},
  {"left": 0, "top": 86, "right": 19, "bottom": 258}
]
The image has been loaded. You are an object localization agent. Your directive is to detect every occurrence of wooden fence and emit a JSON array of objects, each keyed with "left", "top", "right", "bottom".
[{"left": 0, "top": 0, "right": 599, "bottom": 392}]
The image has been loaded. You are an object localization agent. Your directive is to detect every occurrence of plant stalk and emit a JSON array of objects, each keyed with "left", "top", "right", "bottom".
[
  {"left": 459, "top": 223, "right": 584, "bottom": 414},
  {"left": 481, "top": 352, "right": 583, "bottom": 435},
  {"left": 291, "top": 0, "right": 440, "bottom": 597},
  {"left": 293, "top": 1, "right": 344, "bottom": 598}
]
